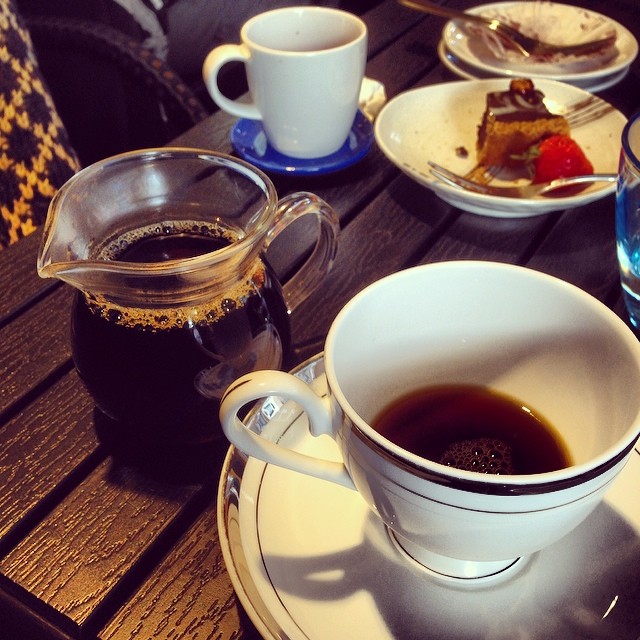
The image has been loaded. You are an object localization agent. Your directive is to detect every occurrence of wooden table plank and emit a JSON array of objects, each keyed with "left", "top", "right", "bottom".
[
  {"left": 361, "top": 0, "right": 425, "bottom": 57},
  {"left": 524, "top": 197, "right": 622, "bottom": 303},
  {"left": 364, "top": 11, "right": 443, "bottom": 98},
  {"left": 0, "top": 457, "right": 206, "bottom": 638},
  {"left": 0, "top": 371, "right": 98, "bottom": 550},
  {"left": 100, "top": 496, "right": 254, "bottom": 640},
  {"left": 416, "top": 205, "right": 561, "bottom": 266},
  {"left": 0, "top": 285, "right": 74, "bottom": 417},
  {"left": 0, "top": 230, "right": 55, "bottom": 323},
  {"left": 0, "top": 586, "right": 73, "bottom": 640}
]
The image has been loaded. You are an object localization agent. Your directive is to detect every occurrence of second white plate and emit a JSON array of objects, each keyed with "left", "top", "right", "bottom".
[
  {"left": 374, "top": 79, "right": 626, "bottom": 217},
  {"left": 438, "top": 40, "right": 631, "bottom": 93},
  {"left": 443, "top": 1, "right": 638, "bottom": 83}
]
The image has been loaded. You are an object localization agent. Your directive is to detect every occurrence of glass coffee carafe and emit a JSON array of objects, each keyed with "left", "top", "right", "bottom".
[{"left": 37, "top": 148, "right": 339, "bottom": 445}]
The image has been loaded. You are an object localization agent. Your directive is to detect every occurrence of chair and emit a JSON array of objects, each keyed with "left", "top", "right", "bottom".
[
  {"left": 24, "top": 14, "right": 210, "bottom": 166},
  {"left": 1, "top": 0, "right": 208, "bottom": 249}
]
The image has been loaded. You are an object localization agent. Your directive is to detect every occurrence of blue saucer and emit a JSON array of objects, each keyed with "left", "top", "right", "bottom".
[{"left": 230, "top": 111, "right": 374, "bottom": 176}]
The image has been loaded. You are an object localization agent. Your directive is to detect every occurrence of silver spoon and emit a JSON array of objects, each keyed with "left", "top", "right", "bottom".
[{"left": 398, "top": 0, "right": 617, "bottom": 58}]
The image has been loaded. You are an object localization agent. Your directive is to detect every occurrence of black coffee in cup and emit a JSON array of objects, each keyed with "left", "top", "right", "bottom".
[{"left": 372, "top": 384, "right": 571, "bottom": 475}]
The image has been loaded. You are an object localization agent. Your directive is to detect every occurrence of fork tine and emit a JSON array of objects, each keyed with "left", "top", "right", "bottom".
[
  {"left": 428, "top": 162, "right": 493, "bottom": 194},
  {"left": 556, "top": 95, "right": 600, "bottom": 115},
  {"left": 463, "top": 163, "right": 502, "bottom": 184},
  {"left": 566, "top": 103, "right": 615, "bottom": 128},
  {"left": 553, "top": 95, "right": 615, "bottom": 128}
]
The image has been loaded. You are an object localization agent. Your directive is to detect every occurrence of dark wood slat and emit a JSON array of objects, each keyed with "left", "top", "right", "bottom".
[
  {"left": 0, "top": 230, "right": 55, "bottom": 323},
  {"left": 0, "top": 371, "right": 98, "bottom": 547},
  {"left": 0, "top": 458, "right": 205, "bottom": 638},
  {"left": 100, "top": 496, "right": 255, "bottom": 640},
  {"left": 362, "top": 0, "right": 425, "bottom": 56},
  {"left": 0, "top": 585, "right": 74, "bottom": 640},
  {"left": 365, "top": 12, "right": 443, "bottom": 96},
  {"left": 524, "top": 197, "right": 621, "bottom": 302},
  {"left": 415, "top": 200, "right": 561, "bottom": 266},
  {"left": 0, "top": 285, "right": 74, "bottom": 417}
]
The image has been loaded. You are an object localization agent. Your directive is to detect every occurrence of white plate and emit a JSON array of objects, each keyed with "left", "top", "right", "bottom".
[
  {"left": 444, "top": 2, "right": 638, "bottom": 83},
  {"left": 438, "top": 40, "right": 631, "bottom": 92},
  {"left": 218, "top": 355, "right": 640, "bottom": 639},
  {"left": 374, "top": 79, "right": 626, "bottom": 217}
]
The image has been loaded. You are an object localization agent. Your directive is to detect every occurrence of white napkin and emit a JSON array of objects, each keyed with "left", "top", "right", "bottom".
[{"left": 359, "top": 77, "right": 387, "bottom": 121}]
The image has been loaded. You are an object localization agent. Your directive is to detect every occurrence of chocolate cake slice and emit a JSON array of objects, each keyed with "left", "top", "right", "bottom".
[{"left": 476, "top": 79, "right": 570, "bottom": 167}]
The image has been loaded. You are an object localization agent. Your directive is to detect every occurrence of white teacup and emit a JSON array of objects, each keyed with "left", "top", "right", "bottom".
[
  {"left": 202, "top": 6, "right": 367, "bottom": 159},
  {"left": 220, "top": 261, "right": 640, "bottom": 580}
]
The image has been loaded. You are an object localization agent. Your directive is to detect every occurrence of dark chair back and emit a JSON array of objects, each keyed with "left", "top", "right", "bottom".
[{"left": 24, "top": 15, "right": 209, "bottom": 166}]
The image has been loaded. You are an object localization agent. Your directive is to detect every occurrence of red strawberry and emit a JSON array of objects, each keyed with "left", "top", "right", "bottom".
[{"left": 527, "top": 135, "right": 594, "bottom": 184}]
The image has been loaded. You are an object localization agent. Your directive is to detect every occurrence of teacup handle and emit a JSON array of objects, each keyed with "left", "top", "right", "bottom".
[
  {"left": 202, "top": 45, "right": 261, "bottom": 120},
  {"left": 266, "top": 192, "right": 340, "bottom": 313},
  {"left": 219, "top": 370, "right": 355, "bottom": 489}
]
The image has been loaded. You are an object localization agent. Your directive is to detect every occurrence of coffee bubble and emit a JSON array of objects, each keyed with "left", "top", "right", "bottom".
[{"left": 439, "top": 437, "right": 514, "bottom": 474}]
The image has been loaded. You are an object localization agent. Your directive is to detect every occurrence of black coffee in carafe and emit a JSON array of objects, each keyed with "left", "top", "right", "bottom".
[{"left": 71, "top": 221, "right": 290, "bottom": 443}]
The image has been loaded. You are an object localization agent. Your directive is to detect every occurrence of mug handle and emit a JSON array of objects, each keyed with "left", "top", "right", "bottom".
[
  {"left": 219, "top": 370, "right": 355, "bottom": 488},
  {"left": 202, "top": 44, "right": 261, "bottom": 120},
  {"left": 266, "top": 192, "right": 340, "bottom": 313}
]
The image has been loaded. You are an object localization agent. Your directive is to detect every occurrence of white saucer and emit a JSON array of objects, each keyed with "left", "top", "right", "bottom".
[
  {"left": 438, "top": 40, "right": 630, "bottom": 93},
  {"left": 230, "top": 111, "right": 374, "bottom": 176},
  {"left": 374, "top": 79, "right": 626, "bottom": 217},
  {"left": 443, "top": 2, "right": 638, "bottom": 84},
  {"left": 218, "top": 355, "right": 640, "bottom": 639}
]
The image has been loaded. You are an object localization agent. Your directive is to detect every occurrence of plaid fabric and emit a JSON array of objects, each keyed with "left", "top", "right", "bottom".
[{"left": 0, "top": 0, "right": 80, "bottom": 249}]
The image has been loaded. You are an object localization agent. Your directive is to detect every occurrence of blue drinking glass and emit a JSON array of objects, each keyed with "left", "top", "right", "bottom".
[{"left": 616, "top": 111, "right": 640, "bottom": 327}]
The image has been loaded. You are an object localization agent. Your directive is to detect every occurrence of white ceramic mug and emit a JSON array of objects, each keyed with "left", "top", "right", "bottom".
[
  {"left": 220, "top": 261, "right": 640, "bottom": 580},
  {"left": 202, "top": 6, "right": 367, "bottom": 159}
]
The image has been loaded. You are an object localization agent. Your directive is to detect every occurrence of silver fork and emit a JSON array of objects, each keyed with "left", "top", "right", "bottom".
[
  {"left": 397, "top": 0, "right": 617, "bottom": 58},
  {"left": 427, "top": 161, "right": 616, "bottom": 198},
  {"left": 561, "top": 95, "right": 616, "bottom": 128}
]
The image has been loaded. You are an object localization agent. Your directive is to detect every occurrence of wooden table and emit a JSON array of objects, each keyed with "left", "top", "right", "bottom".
[{"left": 1, "top": 1, "right": 639, "bottom": 638}]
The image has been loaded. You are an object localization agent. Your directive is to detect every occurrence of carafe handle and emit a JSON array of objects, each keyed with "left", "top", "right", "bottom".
[{"left": 266, "top": 192, "right": 340, "bottom": 313}]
